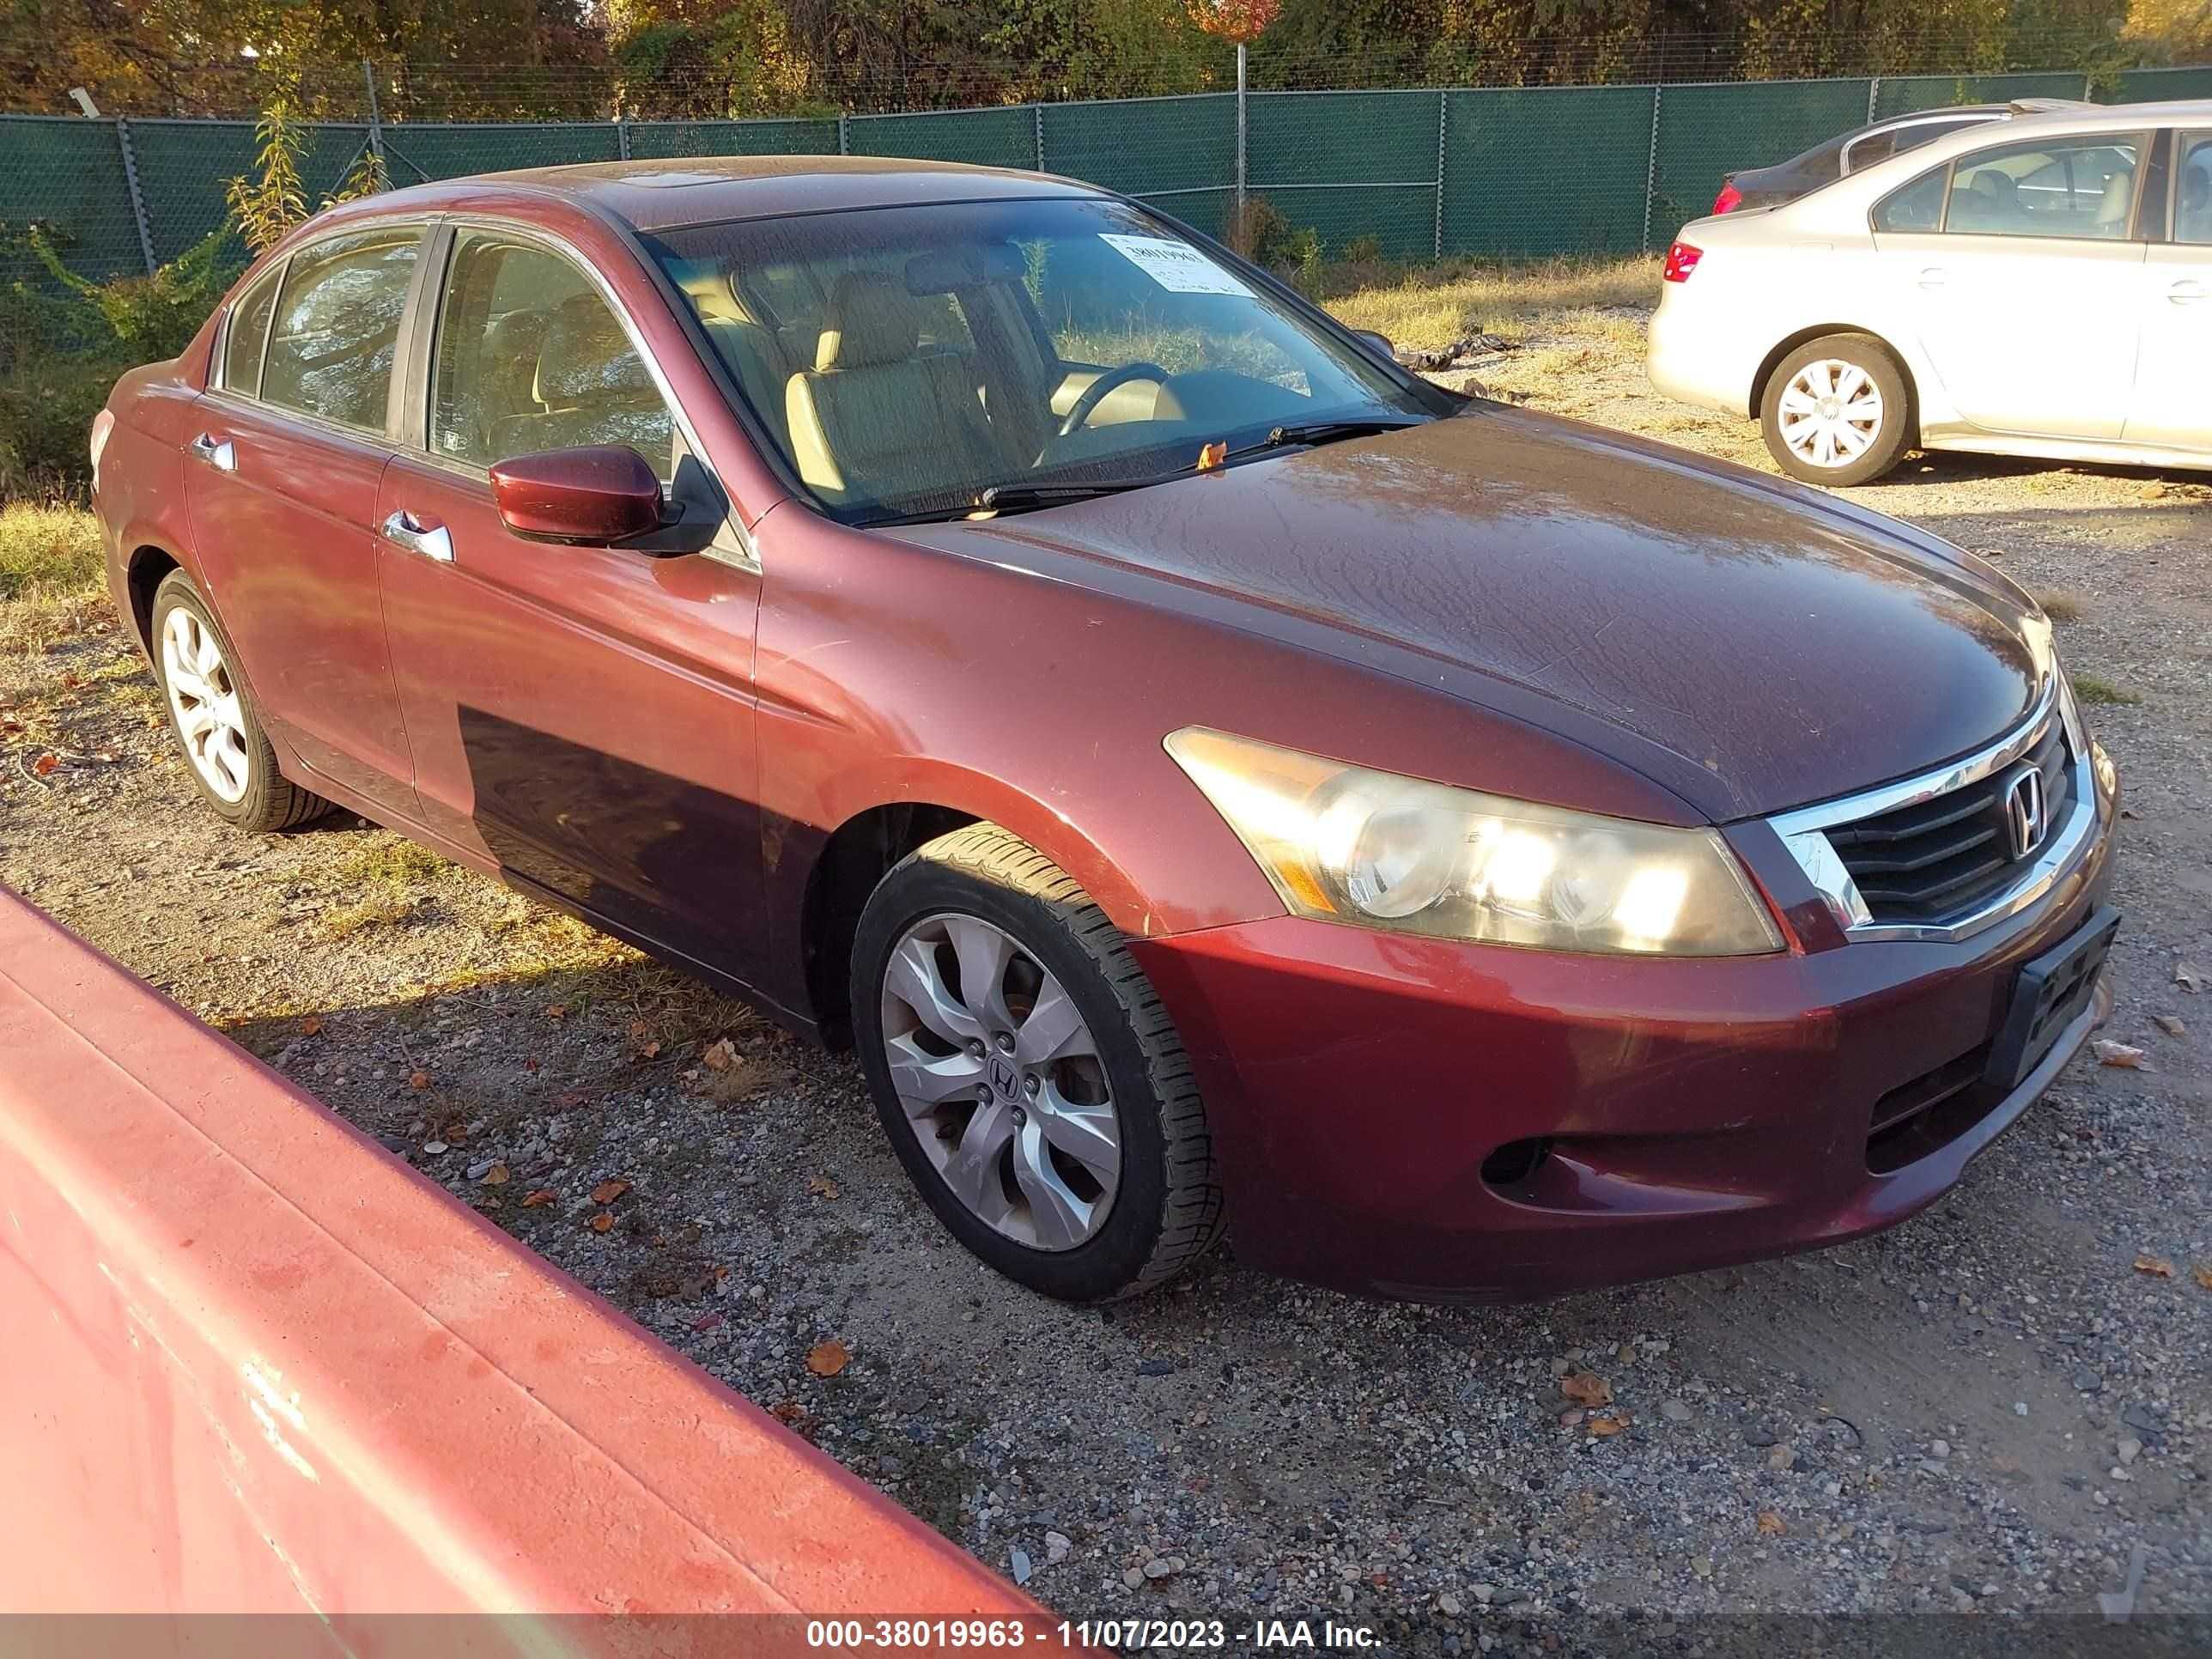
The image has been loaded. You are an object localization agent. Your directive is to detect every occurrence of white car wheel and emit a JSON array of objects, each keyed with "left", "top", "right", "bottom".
[{"left": 1776, "top": 359, "right": 1885, "bottom": 471}]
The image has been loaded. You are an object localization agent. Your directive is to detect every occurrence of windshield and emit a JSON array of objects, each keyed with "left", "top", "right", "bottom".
[{"left": 644, "top": 197, "right": 1443, "bottom": 525}]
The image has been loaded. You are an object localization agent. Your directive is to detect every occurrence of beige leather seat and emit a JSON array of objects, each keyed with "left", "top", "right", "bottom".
[
  {"left": 677, "top": 267, "right": 796, "bottom": 454},
  {"left": 786, "top": 272, "right": 1003, "bottom": 504},
  {"left": 2093, "top": 167, "right": 2136, "bottom": 235},
  {"left": 489, "top": 294, "right": 674, "bottom": 472}
]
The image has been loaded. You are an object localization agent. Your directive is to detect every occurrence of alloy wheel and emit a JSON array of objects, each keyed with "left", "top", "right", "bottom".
[
  {"left": 161, "top": 606, "right": 252, "bottom": 803},
  {"left": 878, "top": 911, "right": 1122, "bottom": 1251},
  {"left": 1776, "top": 358, "right": 1885, "bottom": 471}
]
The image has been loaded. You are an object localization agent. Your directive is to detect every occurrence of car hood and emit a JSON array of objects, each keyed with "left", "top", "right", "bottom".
[{"left": 886, "top": 405, "right": 2040, "bottom": 822}]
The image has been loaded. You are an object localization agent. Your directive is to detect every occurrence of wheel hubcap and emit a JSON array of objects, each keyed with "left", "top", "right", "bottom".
[
  {"left": 1778, "top": 359, "right": 1884, "bottom": 471},
  {"left": 878, "top": 912, "right": 1121, "bottom": 1251},
  {"left": 161, "top": 608, "right": 252, "bottom": 803}
]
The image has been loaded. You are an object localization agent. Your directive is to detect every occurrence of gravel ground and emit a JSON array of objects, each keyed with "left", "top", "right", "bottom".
[{"left": 3, "top": 304, "right": 2210, "bottom": 1650}]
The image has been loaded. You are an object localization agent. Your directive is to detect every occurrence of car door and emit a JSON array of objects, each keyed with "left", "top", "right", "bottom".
[
  {"left": 2127, "top": 129, "right": 2212, "bottom": 454},
  {"left": 182, "top": 224, "right": 426, "bottom": 813},
  {"left": 374, "top": 224, "right": 770, "bottom": 986},
  {"left": 1871, "top": 131, "right": 2149, "bottom": 440}
]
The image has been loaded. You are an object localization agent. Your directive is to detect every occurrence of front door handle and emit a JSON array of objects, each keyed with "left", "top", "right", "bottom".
[
  {"left": 381, "top": 509, "right": 454, "bottom": 565},
  {"left": 1917, "top": 267, "right": 1948, "bottom": 289},
  {"left": 188, "top": 433, "right": 236, "bottom": 472},
  {"left": 2170, "top": 280, "right": 2208, "bottom": 305}
]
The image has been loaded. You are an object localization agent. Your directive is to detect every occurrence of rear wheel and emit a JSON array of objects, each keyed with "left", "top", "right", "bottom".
[
  {"left": 850, "top": 823, "right": 1224, "bottom": 1301},
  {"left": 1760, "top": 334, "right": 1911, "bottom": 486},
  {"left": 150, "top": 571, "right": 331, "bottom": 831}
]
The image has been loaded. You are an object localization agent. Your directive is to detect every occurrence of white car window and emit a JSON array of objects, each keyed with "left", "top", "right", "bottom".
[
  {"left": 1945, "top": 135, "right": 2146, "bottom": 240},
  {"left": 2179, "top": 134, "right": 2212, "bottom": 246}
]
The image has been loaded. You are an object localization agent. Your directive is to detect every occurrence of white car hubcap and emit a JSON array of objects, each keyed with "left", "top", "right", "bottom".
[
  {"left": 161, "top": 607, "right": 252, "bottom": 803},
  {"left": 1778, "top": 359, "right": 1884, "bottom": 470}
]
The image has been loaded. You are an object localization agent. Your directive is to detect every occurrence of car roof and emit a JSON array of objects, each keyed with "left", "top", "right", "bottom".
[{"left": 363, "top": 155, "right": 1108, "bottom": 234}]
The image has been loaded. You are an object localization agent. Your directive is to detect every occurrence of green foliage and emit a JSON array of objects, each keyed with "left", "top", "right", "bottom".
[
  {"left": 226, "top": 95, "right": 313, "bottom": 254},
  {"left": 19, "top": 227, "right": 234, "bottom": 359},
  {"left": 0, "top": 349, "right": 129, "bottom": 499}
]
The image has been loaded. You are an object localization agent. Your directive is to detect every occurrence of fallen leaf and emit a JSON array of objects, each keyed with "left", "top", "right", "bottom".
[
  {"left": 521, "top": 1189, "right": 556, "bottom": 1207},
  {"left": 639, "top": 1039, "right": 661, "bottom": 1060},
  {"left": 522, "top": 1056, "right": 540, "bottom": 1072},
  {"left": 2134, "top": 1255, "right": 2173, "bottom": 1278},
  {"left": 545, "top": 1003, "right": 569, "bottom": 1020},
  {"left": 32, "top": 753, "right": 58, "bottom": 776},
  {"left": 2176, "top": 963, "right": 2204, "bottom": 994},
  {"left": 628, "top": 1018, "right": 650, "bottom": 1039},
  {"left": 299, "top": 1016, "right": 323, "bottom": 1036},
  {"left": 2193, "top": 1265, "right": 2212, "bottom": 1291},
  {"left": 2153, "top": 1015, "right": 2186, "bottom": 1037},
  {"left": 702, "top": 1037, "right": 738, "bottom": 1072},
  {"left": 1194, "top": 440, "right": 1228, "bottom": 471},
  {"left": 591, "top": 1177, "right": 631, "bottom": 1206},
  {"left": 409, "top": 1070, "right": 430, "bottom": 1090},
  {"left": 1559, "top": 1371, "right": 1613, "bottom": 1407},
  {"left": 805, "top": 1338, "right": 850, "bottom": 1377},
  {"left": 690, "top": 1312, "right": 726, "bottom": 1334},
  {"left": 806, "top": 1175, "right": 840, "bottom": 1200},
  {"left": 588, "top": 1212, "right": 615, "bottom": 1233},
  {"left": 2094, "top": 1040, "right": 2148, "bottom": 1069},
  {"left": 1589, "top": 1415, "right": 1627, "bottom": 1437},
  {"left": 1757, "top": 1510, "right": 1786, "bottom": 1537},
  {"left": 768, "top": 1399, "right": 816, "bottom": 1436},
  {"left": 481, "top": 1164, "right": 509, "bottom": 1186}
]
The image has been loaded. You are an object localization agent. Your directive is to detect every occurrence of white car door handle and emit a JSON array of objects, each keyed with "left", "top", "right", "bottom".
[
  {"left": 2170, "top": 281, "right": 2208, "bottom": 305},
  {"left": 1917, "top": 268, "right": 1948, "bottom": 289},
  {"left": 381, "top": 509, "right": 454, "bottom": 564},
  {"left": 187, "top": 433, "right": 236, "bottom": 472}
]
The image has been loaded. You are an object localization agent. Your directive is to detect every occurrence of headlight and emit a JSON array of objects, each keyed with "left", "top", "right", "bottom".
[{"left": 1164, "top": 727, "right": 1784, "bottom": 957}]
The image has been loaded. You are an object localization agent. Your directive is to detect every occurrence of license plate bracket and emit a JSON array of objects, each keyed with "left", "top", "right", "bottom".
[{"left": 1984, "top": 905, "right": 2120, "bottom": 1092}]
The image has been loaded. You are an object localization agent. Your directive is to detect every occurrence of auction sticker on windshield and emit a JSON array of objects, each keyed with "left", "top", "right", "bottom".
[{"left": 1099, "top": 233, "right": 1252, "bottom": 295}]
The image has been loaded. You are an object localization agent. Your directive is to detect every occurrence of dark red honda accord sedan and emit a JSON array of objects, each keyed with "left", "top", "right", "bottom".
[{"left": 90, "top": 156, "right": 2119, "bottom": 1303}]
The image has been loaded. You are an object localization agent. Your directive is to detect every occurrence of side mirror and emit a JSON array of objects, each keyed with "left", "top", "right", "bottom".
[
  {"left": 489, "top": 445, "right": 663, "bottom": 545},
  {"left": 1353, "top": 329, "right": 1397, "bottom": 362}
]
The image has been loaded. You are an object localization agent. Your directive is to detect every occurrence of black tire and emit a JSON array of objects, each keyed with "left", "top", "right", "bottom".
[
  {"left": 850, "top": 823, "right": 1225, "bottom": 1301},
  {"left": 149, "top": 570, "right": 331, "bottom": 832},
  {"left": 1759, "top": 332, "right": 1912, "bottom": 486}
]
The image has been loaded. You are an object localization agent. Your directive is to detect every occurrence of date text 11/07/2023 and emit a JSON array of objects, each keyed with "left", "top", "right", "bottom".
[{"left": 803, "top": 1618, "right": 1383, "bottom": 1650}]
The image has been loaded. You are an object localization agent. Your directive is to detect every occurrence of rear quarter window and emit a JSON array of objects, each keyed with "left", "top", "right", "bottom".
[
  {"left": 221, "top": 265, "right": 282, "bottom": 396},
  {"left": 1872, "top": 166, "right": 1948, "bottom": 233}
]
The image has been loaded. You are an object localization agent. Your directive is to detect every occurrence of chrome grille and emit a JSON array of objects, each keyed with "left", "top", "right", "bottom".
[{"left": 1826, "top": 720, "right": 2072, "bottom": 923}]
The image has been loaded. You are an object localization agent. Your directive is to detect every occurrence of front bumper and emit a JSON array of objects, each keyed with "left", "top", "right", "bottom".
[{"left": 1132, "top": 811, "right": 2113, "bottom": 1302}]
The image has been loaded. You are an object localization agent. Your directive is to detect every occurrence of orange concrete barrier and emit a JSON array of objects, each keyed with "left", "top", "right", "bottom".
[{"left": 0, "top": 890, "right": 1075, "bottom": 1654}]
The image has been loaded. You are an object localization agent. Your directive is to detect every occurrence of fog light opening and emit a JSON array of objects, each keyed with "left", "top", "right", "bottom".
[{"left": 1480, "top": 1137, "right": 1553, "bottom": 1190}]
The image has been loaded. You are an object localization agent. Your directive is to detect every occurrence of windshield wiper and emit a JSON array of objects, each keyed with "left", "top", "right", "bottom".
[
  {"left": 1228, "top": 416, "right": 1429, "bottom": 459},
  {"left": 858, "top": 416, "right": 1429, "bottom": 527},
  {"left": 860, "top": 477, "right": 1162, "bottom": 526}
]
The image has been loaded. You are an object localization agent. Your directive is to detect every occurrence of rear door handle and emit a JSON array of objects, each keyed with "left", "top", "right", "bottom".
[
  {"left": 187, "top": 433, "right": 236, "bottom": 472},
  {"left": 2170, "top": 280, "right": 2208, "bottom": 305},
  {"left": 1917, "top": 267, "right": 1948, "bottom": 289},
  {"left": 380, "top": 509, "right": 453, "bottom": 565}
]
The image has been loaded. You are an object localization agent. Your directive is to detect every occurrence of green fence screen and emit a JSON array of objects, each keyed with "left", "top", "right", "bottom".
[{"left": 3, "top": 62, "right": 2205, "bottom": 324}]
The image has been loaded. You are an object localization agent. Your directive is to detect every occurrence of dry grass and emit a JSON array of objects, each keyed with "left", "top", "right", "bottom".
[
  {"left": 1323, "top": 254, "right": 1659, "bottom": 350},
  {"left": 2034, "top": 588, "right": 2090, "bottom": 623},
  {"left": 0, "top": 502, "right": 107, "bottom": 657}
]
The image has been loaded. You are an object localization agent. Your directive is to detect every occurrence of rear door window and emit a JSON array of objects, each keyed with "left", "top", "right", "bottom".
[
  {"left": 221, "top": 263, "right": 283, "bottom": 396},
  {"left": 260, "top": 227, "right": 422, "bottom": 432},
  {"left": 1872, "top": 166, "right": 1948, "bottom": 232}
]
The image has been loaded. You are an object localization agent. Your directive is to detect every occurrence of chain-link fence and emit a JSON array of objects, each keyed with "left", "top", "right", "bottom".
[{"left": 6, "top": 60, "right": 2210, "bottom": 363}]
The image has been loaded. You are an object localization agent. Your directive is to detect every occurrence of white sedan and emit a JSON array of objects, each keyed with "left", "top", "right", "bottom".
[{"left": 1648, "top": 99, "right": 2211, "bottom": 484}]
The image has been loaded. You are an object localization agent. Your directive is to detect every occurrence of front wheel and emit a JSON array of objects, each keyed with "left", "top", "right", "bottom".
[
  {"left": 1759, "top": 334, "right": 1911, "bottom": 486},
  {"left": 150, "top": 571, "right": 331, "bottom": 831},
  {"left": 850, "top": 823, "right": 1225, "bottom": 1301}
]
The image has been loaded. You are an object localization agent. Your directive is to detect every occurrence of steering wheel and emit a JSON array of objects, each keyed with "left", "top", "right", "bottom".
[{"left": 1059, "top": 361, "right": 1171, "bottom": 438}]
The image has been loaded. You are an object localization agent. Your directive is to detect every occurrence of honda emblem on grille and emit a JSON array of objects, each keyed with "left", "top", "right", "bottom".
[{"left": 2002, "top": 764, "right": 2047, "bottom": 860}]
